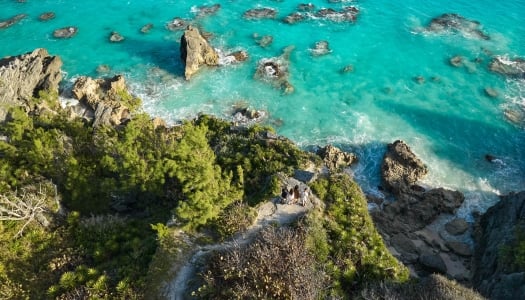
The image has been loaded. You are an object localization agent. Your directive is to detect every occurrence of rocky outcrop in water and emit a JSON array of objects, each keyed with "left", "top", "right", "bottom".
[
  {"left": 489, "top": 56, "right": 525, "bottom": 79},
  {"left": 0, "top": 14, "right": 26, "bottom": 29},
  {"left": 0, "top": 48, "right": 62, "bottom": 122},
  {"left": 472, "top": 191, "right": 525, "bottom": 299},
  {"left": 254, "top": 46, "right": 295, "bottom": 94},
  {"left": 310, "top": 41, "right": 331, "bottom": 56},
  {"left": 243, "top": 8, "right": 277, "bottom": 20},
  {"left": 166, "top": 17, "right": 186, "bottom": 31},
  {"left": 316, "top": 145, "right": 357, "bottom": 171},
  {"left": 109, "top": 31, "right": 125, "bottom": 42},
  {"left": 283, "top": 6, "right": 359, "bottom": 24},
  {"left": 180, "top": 25, "right": 219, "bottom": 80},
  {"left": 426, "top": 13, "right": 489, "bottom": 40},
  {"left": 194, "top": 4, "right": 221, "bottom": 18},
  {"left": 381, "top": 140, "right": 428, "bottom": 194},
  {"left": 53, "top": 26, "right": 78, "bottom": 38},
  {"left": 71, "top": 75, "right": 134, "bottom": 127},
  {"left": 39, "top": 12, "right": 55, "bottom": 22}
]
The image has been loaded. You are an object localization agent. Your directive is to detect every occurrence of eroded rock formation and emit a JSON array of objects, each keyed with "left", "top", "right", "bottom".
[
  {"left": 316, "top": 145, "right": 357, "bottom": 171},
  {"left": 0, "top": 48, "right": 62, "bottom": 121},
  {"left": 180, "top": 25, "right": 219, "bottom": 80},
  {"left": 381, "top": 140, "right": 428, "bottom": 194},
  {"left": 71, "top": 75, "right": 134, "bottom": 126}
]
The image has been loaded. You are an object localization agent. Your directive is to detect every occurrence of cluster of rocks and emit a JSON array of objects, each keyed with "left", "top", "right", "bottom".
[
  {"left": 489, "top": 56, "right": 525, "bottom": 79},
  {"left": 0, "top": 48, "right": 62, "bottom": 122},
  {"left": 243, "top": 8, "right": 278, "bottom": 20},
  {"left": 254, "top": 46, "right": 295, "bottom": 94},
  {"left": 426, "top": 13, "right": 490, "bottom": 40},
  {"left": 283, "top": 5, "right": 360, "bottom": 24},
  {"left": 371, "top": 140, "right": 472, "bottom": 280},
  {"left": 0, "top": 48, "right": 137, "bottom": 128}
]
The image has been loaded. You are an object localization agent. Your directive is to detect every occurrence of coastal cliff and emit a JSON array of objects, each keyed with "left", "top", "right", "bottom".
[{"left": 0, "top": 49, "right": 519, "bottom": 299}]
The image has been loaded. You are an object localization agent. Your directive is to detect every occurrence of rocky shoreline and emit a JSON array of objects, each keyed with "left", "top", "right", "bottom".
[{"left": 2, "top": 48, "right": 524, "bottom": 299}]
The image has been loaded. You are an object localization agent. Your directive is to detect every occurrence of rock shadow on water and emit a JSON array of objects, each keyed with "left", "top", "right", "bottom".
[
  {"left": 113, "top": 37, "right": 185, "bottom": 77},
  {"left": 382, "top": 101, "right": 525, "bottom": 192}
]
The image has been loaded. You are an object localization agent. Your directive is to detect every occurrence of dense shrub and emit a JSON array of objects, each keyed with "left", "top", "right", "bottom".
[
  {"left": 194, "top": 225, "right": 326, "bottom": 299},
  {"left": 310, "top": 174, "right": 409, "bottom": 297}
]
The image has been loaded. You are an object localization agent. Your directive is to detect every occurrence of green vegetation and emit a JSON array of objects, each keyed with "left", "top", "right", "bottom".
[{"left": 0, "top": 90, "right": 313, "bottom": 298}]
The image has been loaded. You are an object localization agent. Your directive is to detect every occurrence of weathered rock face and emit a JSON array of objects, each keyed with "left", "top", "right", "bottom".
[
  {"left": 489, "top": 56, "right": 525, "bottom": 79},
  {"left": 426, "top": 13, "right": 489, "bottom": 40},
  {"left": 316, "top": 145, "right": 357, "bottom": 171},
  {"left": 0, "top": 14, "right": 26, "bottom": 29},
  {"left": 472, "top": 191, "right": 525, "bottom": 299},
  {"left": 53, "top": 26, "right": 78, "bottom": 38},
  {"left": 71, "top": 75, "right": 132, "bottom": 126},
  {"left": 381, "top": 140, "right": 428, "bottom": 194},
  {"left": 180, "top": 25, "right": 219, "bottom": 80},
  {"left": 372, "top": 140, "right": 468, "bottom": 279},
  {"left": 0, "top": 48, "right": 62, "bottom": 121}
]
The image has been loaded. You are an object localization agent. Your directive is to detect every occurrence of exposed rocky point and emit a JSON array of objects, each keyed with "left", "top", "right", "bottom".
[
  {"left": 0, "top": 48, "right": 62, "bottom": 121},
  {"left": 243, "top": 8, "right": 277, "bottom": 20},
  {"left": 166, "top": 17, "right": 186, "bottom": 31},
  {"left": 140, "top": 23, "right": 153, "bottom": 34},
  {"left": 253, "top": 33, "right": 273, "bottom": 47},
  {"left": 180, "top": 25, "right": 219, "bottom": 80},
  {"left": 489, "top": 56, "right": 525, "bottom": 79},
  {"left": 316, "top": 145, "right": 357, "bottom": 171},
  {"left": 53, "top": 26, "right": 78, "bottom": 38},
  {"left": 310, "top": 41, "right": 331, "bottom": 56},
  {"left": 109, "top": 31, "right": 125, "bottom": 42},
  {"left": 39, "top": 12, "right": 55, "bottom": 22},
  {"left": 426, "top": 13, "right": 489, "bottom": 40},
  {"left": 381, "top": 140, "right": 428, "bottom": 194},
  {"left": 472, "top": 191, "right": 525, "bottom": 299},
  {"left": 0, "top": 14, "right": 27, "bottom": 29},
  {"left": 71, "top": 75, "right": 134, "bottom": 127}
]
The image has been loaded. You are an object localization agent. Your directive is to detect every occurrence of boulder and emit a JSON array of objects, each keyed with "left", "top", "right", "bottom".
[
  {"left": 140, "top": 23, "right": 153, "bottom": 33},
  {"left": 381, "top": 140, "right": 428, "bottom": 194},
  {"left": 0, "top": 14, "right": 26, "bottom": 29},
  {"left": 489, "top": 56, "right": 525, "bottom": 79},
  {"left": 445, "top": 218, "right": 469, "bottom": 235},
  {"left": 472, "top": 191, "right": 525, "bottom": 299},
  {"left": 484, "top": 87, "right": 498, "bottom": 98},
  {"left": 310, "top": 41, "right": 331, "bottom": 56},
  {"left": 109, "top": 31, "right": 124, "bottom": 42},
  {"left": 419, "top": 254, "right": 447, "bottom": 274},
  {"left": 449, "top": 55, "right": 463, "bottom": 67},
  {"left": 180, "top": 26, "right": 219, "bottom": 80},
  {"left": 53, "top": 26, "right": 78, "bottom": 38},
  {"left": 0, "top": 48, "right": 62, "bottom": 121},
  {"left": 71, "top": 75, "right": 133, "bottom": 126},
  {"left": 316, "top": 144, "right": 357, "bottom": 171},
  {"left": 243, "top": 8, "right": 277, "bottom": 20},
  {"left": 194, "top": 4, "right": 221, "bottom": 17},
  {"left": 39, "top": 12, "right": 55, "bottom": 22},
  {"left": 445, "top": 241, "right": 472, "bottom": 257},
  {"left": 426, "top": 13, "right": 489, "bottom": 40},
  {"left": 166, "top": 17, "right": 186, "bottom": 31}
]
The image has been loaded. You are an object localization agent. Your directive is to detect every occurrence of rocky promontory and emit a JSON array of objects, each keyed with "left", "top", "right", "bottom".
[
  {"left": 180, "top": 25, "right": 219, "bottom": 80},
  {"left": 0, "top": 48, "right": 62, "bottom": 121}
]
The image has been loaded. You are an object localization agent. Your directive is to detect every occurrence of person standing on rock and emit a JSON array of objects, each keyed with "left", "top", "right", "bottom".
[
  {"left": 293, "top": 185, "right": 300, "bottom": 204},
  {"left": 300, "top": 187, "right": 309, "bottom": 207},
  {"left": 287, "top": 187, "right": 295, "bottom": 204},
  {"left": 281, "top": 187, "right": 289, "bottom": 204}
]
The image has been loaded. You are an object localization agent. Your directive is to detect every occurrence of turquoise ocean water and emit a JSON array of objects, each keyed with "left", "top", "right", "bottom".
[{"left": 2, "top": 0, "right": 524, "bottom": 219}]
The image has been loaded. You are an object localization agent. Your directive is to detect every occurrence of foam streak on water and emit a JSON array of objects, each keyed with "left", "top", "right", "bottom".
[{"left": 1, "top": 0, "right": 525, "bottom": 216}]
